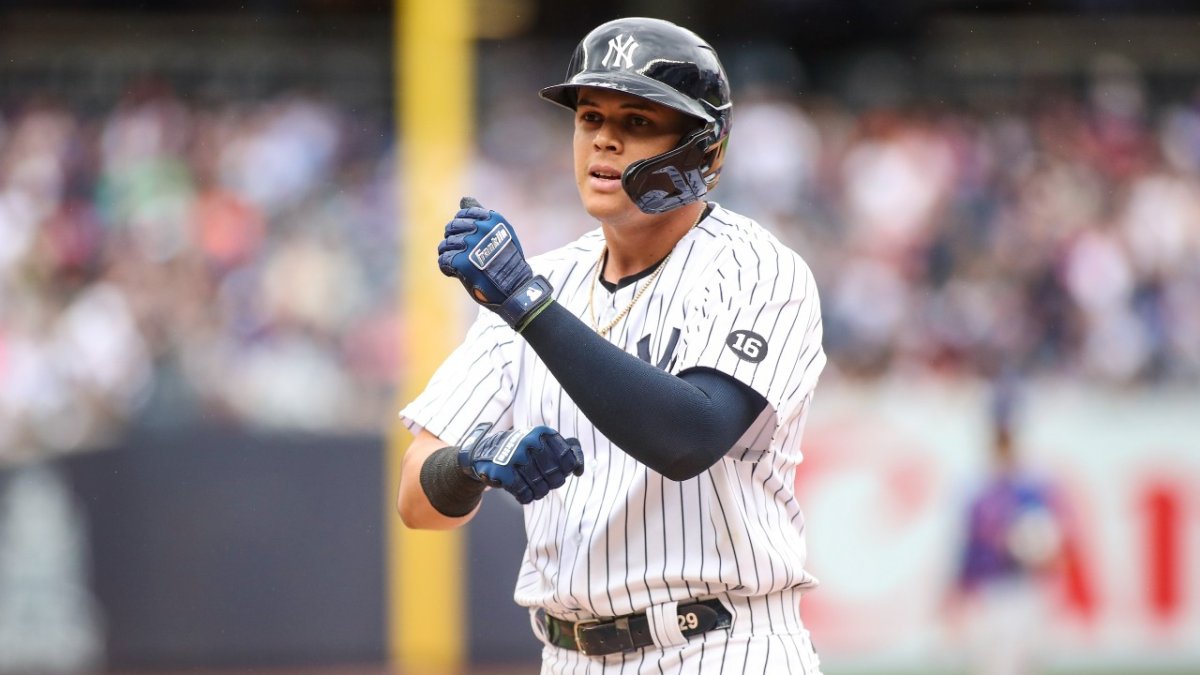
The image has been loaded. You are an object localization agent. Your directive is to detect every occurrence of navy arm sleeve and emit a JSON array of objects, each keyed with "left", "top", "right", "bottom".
[{"left": 519, "top": 300, "right": 767, "bottom": 480}]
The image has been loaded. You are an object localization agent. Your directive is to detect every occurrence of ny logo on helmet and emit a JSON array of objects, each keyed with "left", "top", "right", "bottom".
[{"left": 602, "top": 34, "right": 639, "bottom": 69}]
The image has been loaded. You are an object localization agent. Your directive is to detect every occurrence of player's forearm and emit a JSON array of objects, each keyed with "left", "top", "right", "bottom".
[
  {"left": 520, "top": 301, "right": 764, "bottom": 480},
  {"left": 396, "top": 430, "right": 482, "bottom": 530}
]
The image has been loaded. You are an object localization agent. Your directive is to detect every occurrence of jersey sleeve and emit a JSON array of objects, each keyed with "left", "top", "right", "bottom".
[
  {"left": 671, "top": 244, "right": 826, "bottom": 455},
  {"left": 399, "top": 308, "right": 517, "bottom": 447}
]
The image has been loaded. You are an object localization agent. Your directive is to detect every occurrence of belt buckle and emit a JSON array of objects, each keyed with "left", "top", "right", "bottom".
[{"left": 572, "top": 618, "right": 602, "bottom": 656}]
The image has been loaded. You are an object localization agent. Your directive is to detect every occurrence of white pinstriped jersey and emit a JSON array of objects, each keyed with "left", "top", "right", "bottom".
[{"left": 401, "top": 203, "right": 826, "bottom": 634}]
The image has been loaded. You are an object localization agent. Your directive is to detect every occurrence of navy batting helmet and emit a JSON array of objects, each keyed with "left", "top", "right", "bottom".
[{"left": 539, "top": 17, "right": 733, "bottom": 214}]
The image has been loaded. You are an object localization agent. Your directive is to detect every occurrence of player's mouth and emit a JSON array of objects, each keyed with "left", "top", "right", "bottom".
[{"left": 587, "top": 164, "right": 624, "bottom": 192}]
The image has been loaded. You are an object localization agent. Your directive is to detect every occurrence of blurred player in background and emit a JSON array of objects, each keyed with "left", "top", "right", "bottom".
[
  {"left": 397, "top": 16, "right": 826, "bottom": 674},
  {"left": 946, "top": 378, "right": 1067, "bottom": 675}
]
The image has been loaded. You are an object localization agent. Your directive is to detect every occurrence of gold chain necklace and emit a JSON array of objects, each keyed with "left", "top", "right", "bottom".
[
  {"left": 587, "top": 248, "right": 672, "bottom": 337},
  {"left": 586, "top": 205, "right": 707, "bottom": 338}
]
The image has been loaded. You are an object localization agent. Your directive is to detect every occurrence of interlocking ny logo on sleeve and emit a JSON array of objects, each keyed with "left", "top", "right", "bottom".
[{"left": 602, "top": 34, "right": 639, "bottom": 69}]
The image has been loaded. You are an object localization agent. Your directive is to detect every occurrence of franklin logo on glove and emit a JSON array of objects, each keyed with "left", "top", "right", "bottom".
[
  {"left": 468, "top": 224, "right": 513, "bottom": 270},
  {"left": 491, "top": 429, "right": 525, "bottom": 466}
]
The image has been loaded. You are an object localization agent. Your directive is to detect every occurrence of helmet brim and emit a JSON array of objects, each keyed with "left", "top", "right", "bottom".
[{"left": 539, "top": 71, "right": 714, "bottom": 124}]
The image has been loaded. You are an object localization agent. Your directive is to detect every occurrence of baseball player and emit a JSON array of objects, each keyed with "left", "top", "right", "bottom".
[
  {"left": 397, "top": 17, "right": 826, "bottom": 673},
  {"left": 946, "top": 383, "right": 1067, "bottom": 675}
]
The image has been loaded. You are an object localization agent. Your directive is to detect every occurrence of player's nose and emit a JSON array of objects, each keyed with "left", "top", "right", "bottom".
[{"left": 592, "top": 122, "right": 622, "bottom": 153}]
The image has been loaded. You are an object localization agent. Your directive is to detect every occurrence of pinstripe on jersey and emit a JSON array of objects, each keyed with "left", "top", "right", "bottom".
[{"left": 401, "top": 203, "right": 826, "bottom": 654}]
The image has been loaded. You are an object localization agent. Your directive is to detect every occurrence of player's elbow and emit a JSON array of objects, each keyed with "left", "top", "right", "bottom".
[
  {"left": 630, "top": 426, "right": 733, "bottom": 481},
  {"left": 655, "top": 445, "right": 727, "bottom": 482},
  {"left": 396, "top": 498, "right": 440, "bottom": 530},
  {"left": 396, "top": 482, "right": 475, "bottom": 531},
  {"left": 396, "top": 491, "right": 422, "bottom": 529},
  {"left": 396, "top": 487, "right": 437, "bottom": 530},
  {"left": 659, "top": 463, "right": 703, "bottom": 482}
]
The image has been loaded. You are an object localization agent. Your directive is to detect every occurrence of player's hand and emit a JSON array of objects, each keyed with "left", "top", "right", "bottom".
[
  {"left": 457, "top": 426, "right": 584, "bottom": 505},
  {"left": 437, "top": 197, "right": 554, "bottom": 331}
]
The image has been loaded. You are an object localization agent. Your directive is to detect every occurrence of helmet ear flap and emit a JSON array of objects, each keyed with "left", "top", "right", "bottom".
[
  {"left": 701, "top": 135, "right": 729, "bottom": 191},
  {"left": 621, "top": 125, "right": 719, "bottom": 214}
]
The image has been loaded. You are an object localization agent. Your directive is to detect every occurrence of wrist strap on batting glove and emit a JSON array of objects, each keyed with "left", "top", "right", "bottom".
[
  {"left": 499, "top": 275, "right": 554, "bottom": 332},
  {"left": 419, "top": 446, "right": 486, "bottom": 517}
]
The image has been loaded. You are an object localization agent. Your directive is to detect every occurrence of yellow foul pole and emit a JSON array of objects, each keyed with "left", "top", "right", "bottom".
[{"left": 390, "top": 0, "right": 474, "bottom": 671}]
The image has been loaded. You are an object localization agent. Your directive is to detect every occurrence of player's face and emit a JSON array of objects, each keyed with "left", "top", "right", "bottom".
[{"left": 573, "top": 87, "right": 694, "bottom": 224}]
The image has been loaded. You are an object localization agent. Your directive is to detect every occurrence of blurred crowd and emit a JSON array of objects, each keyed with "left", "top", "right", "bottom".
[
  {"left": 2, "top": 63, "right": 1199, "bottom": 458},
  {"left": 729, "top": 85, "right": 1200, "bottom": 385},
  {"left": 0, "top": 83, "right": 398, "bottom": 460}
]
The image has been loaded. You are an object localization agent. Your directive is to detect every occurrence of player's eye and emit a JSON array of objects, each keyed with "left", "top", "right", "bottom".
[
  {"left": 628, "top": 115, "right": 651, "bottom": 128},
  {"left": 579, "top": 110, "right": 602, "bottom": 124}
]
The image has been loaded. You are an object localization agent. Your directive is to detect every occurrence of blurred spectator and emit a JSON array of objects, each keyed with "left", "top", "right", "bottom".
[
  {"left": 943, "top": 377, "right": 1069, "bottom": 675},
  {"left": 0, "top": 464, "right": 103, "bottom": 673}
]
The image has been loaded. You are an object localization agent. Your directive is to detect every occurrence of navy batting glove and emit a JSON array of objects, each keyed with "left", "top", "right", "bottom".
[
  {"left": 437, "top": 197, "right": 554, "bottom": 331},
  {"left": 457, "top": 426, "right": 584, "bottom": 505}
]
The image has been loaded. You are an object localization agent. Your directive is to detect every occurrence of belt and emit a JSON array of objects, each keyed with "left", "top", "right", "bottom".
[{"left": 543, "top": 599, "right": 732, "bottom": 656}]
